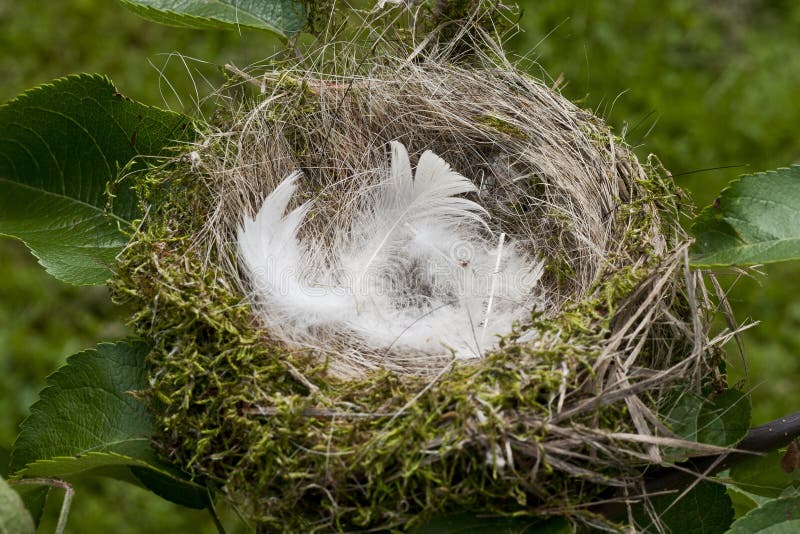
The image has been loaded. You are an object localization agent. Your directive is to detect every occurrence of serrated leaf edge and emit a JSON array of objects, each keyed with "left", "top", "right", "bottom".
[
  {"left": 9, "top": 340, "right": 150, "bottom": 474},
  {"left": 690, "top": 165, "right": 800, "bottom": 267},
  {"left": 119, "top": 0, "right": 305, "bottom": 39}
]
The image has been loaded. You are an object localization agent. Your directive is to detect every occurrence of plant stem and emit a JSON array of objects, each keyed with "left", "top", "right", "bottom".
[
  {"left": 206, "top": 493, "right": 226, "bottom": 534},
  {"left": 10, "top": 477, "right": 74, "bottom": 533},
  {"left": 55, "top": 483, "right": 74, "bottom": 534},
  {"left": 649, "top": 408, "right": 800, "bottom": 490},
  {"left": 595, "top": 408, "right": 800, "bottom": 518}
]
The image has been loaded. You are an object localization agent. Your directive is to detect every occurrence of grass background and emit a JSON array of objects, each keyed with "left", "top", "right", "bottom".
[{"left": 1, "top": 0, "right": 799, "bottom": 531}]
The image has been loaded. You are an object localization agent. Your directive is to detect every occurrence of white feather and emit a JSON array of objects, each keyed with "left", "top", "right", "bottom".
[
  {"left": 236, "top": 171, "right": 350, "bottom": 327},
  {"left": 237, "top": 142, "right": 544, "bottom": 362}
]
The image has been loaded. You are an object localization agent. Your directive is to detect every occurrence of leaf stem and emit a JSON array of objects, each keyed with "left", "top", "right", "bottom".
[
  {"left": 206, "top": 492, "right": 226, "bottom": 534},
  {"left": 10, "top": 477, "right": 74, "bottom": 534},
  {"left": 55, "top": 483, "right": 74, "bottom": 534}
]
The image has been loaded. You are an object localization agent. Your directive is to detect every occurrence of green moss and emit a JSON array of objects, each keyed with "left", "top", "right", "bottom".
[
  {"left": 113, "top": 194, "right": 589, "bottom": 529},
  {"left": 476, "top": 114, "right": 527, "bottom": 140},
  {"left": 110, "top": 91, "right": 724, "bottom": 532}
]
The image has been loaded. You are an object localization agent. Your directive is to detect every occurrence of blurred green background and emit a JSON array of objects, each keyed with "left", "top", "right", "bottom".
[{"left": 1, "top": 0, "right": 798, "bottom": 531}]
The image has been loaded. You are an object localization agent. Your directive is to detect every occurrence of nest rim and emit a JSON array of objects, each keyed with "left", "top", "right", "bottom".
[{"left": 111, "top": 39, "right": 732, "bottom": 532}]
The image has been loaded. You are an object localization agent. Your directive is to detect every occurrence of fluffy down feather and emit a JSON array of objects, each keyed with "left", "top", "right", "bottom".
[{"left": 237, "top": 141, "right": 544, "bottom": 362}]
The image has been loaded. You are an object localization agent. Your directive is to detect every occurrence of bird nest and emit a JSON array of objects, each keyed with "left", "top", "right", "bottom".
[{"left": 113, "top": 34, "right": 732, "bottom": 532}]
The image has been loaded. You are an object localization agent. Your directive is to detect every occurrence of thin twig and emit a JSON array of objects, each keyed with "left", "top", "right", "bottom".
[
  {"left": 594, "top": 408, "right": 800, "bottom": 519},
  {"left": 285, "top": 360, "right": 321, "bottom": 396}
]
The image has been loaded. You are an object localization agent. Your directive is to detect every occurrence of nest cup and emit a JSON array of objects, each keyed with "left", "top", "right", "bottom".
[{"left": 114, "top": 38, "right": 729, "bottom": 531}]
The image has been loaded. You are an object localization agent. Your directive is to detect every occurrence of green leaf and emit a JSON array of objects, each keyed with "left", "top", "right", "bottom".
[
  {"left": 696, "top": 390, "right": 751, "bottom": 447},
  {"left": 664, "top": 389, "right": 750, "bottom": 449},
  {"left": 414, "top": 514, "right": 570, "bottom": 533},
  {"left": 13, "top": 485, "right": 49, "bottom": 529},
  {"left": 0, "top": 74, "right": 193, "bottom": 285},
  {"left": 664, "top": 391, "right": 705, "bottom": 444},
  {"left": 0, "top": 475, "right": 35, "bottom": 534},
  {"left": 634, "top": 481, "right": 734, "bottom": 533},
  {"left": 9, "top": 341, "right": 208, "bottom": 510},
  {"left": 691, "top": 166, "right": 800, "bottom": 267},
  {"left": 0, "top": 447, "right": 8, "bottom": 479},
  {"left": 119, "top": 0, "right": 307, "bottom": 38},
  {"left": 10, "top": 341, "right": 155, "bottom": 471},
  {"left": 15, "top": 454, "right": 209, "bottom": 511},
  {"left": 727, "top": 486, "right": 760, "bottom": 519},
  {"left": 727, "top": 496, "right": 800, "bottom": 533},
  {"left": 130, "top": 466, "right": 210, "bottom": 510},
  {"left": 780, "top": 486, "right": 800, "bottom": 498},
  {"left": 730, "top": 451, "right": 800, "bottom": 498}
]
